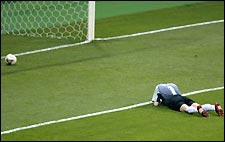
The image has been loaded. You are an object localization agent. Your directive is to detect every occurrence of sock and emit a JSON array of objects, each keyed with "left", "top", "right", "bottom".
[
  {"left": 186, "top": 106, "right": 198, "bottom": 113},
  {"left": 202, "top": 104, "right": 215, "bottom": 111}
]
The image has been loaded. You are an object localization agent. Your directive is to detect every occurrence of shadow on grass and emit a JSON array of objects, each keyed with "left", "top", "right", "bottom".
[{"left": 2, "top": 45, "right": 149, "bottom": 76}]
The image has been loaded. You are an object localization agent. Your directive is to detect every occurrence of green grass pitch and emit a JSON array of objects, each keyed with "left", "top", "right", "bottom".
[{"left": 1, "top": 1, "right": 224, "bottom": 141}]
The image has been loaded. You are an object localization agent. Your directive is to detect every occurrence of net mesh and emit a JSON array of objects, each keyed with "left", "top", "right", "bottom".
[{"left": 1, "top": 1, "right": 89, "bottom": 41}]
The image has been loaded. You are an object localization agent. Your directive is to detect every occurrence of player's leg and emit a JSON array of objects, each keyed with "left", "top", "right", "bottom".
[
  {"left": 188, "top": 103, "right": 209, "bottom": 117},
  {"left": 196, "top": 105, "right": 209, "bottom": 117},
  {"left": 194, "top": 102, "right": 223, "bottom": 116},
  {"left": 180, "top": 104, "right": 198, "bottom": 113},
  {"left": 214, "top": 103, "right": 223, "bottom": 116},
  {"left": 167, "top": 95, "right": 197, "bottom": 113},
  {"left": 201, "top": 104, "right": 215, "bottom": 111},
  {"left": 183, "top": 97, "right": 209, "bottom": 117},
  {"left": 179, "top": 103, "right": 209, "bottom": 117}
]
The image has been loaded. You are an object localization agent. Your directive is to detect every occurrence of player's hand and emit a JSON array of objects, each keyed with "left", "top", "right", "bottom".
[{"left": 153, "top": 101, "right": 160, "bottom": 106}]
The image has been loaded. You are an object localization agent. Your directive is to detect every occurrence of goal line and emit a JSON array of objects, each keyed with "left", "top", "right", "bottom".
[{"left": 1, "top": 19, "right": 224, "bottom": 59}]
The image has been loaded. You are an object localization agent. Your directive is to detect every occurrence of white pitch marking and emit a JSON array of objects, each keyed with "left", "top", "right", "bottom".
[
  {"left": 1, "top": 86, "right": 224, "bottom": 135},
  {"left": 1, "top": 19, "right": 224, "bottom": 59}
]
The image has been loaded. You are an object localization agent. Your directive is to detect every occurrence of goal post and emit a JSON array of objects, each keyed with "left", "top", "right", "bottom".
[
  {"left": 88, "top": 1, "right": 95, "bottom": 41},
  {"left": 1, "top": 1, "right": 96, "bottom": 43}
]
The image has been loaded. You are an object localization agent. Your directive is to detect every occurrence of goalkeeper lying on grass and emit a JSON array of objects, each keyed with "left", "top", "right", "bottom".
[{"left": 151, "top": 83, "right": 223, "bottom": 117}]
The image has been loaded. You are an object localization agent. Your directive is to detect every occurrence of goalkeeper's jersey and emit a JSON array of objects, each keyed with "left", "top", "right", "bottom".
[{"left": 151, "top": 83, "right": 181, "bottom": 102}]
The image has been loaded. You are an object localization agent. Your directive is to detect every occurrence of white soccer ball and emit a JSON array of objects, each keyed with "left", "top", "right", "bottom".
[{"left": 5, "top": 54, "right": 17, "bottom": 65}]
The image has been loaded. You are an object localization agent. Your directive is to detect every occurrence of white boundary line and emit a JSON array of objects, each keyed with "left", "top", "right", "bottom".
[
  {"left": 95, "top": 20, "right": 224, "bottom": 41},
  {"left": 1, "top": 40, "right": 92, "bottom": 59},
  {"left": 1, "top": 86, "right": 224, "bottom": 135},
  {"left": 1, "top": 19, "right": 224, "bottom": 59}
]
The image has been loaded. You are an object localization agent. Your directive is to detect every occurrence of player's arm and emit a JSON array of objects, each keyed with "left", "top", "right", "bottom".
[
  {"left": 151, "top": 85, "right": 161, "bottom": 106},
  {"left": 153, "top": 95, "right": 162, "bottom": 106}
]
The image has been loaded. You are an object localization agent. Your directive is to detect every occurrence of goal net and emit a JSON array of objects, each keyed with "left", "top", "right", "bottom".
[{"left": 1, "top": 1, "right": 95, "bottom": 42}]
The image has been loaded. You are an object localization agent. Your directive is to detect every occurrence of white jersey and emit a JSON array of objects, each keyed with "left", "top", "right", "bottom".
[{"left": 151, "top": 83, "right": 181, "bottom": 102}]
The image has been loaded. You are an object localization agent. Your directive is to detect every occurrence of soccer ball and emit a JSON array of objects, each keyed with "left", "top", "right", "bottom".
[{"left": 5, "top": 54, "right": 17, "bottom": 65}]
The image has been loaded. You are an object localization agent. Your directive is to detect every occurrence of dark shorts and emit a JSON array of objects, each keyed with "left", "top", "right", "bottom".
[{"left": 163, "top": 95, "right": 195, "bottom": 111}]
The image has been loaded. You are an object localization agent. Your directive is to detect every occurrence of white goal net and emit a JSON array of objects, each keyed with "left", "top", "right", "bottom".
[{"left": 1, "top": 1, "right": 95, "bottom": 42}]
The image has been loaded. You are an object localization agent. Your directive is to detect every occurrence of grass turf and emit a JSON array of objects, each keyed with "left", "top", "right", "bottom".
[
  {"left": 1, "top": 22, "right": 224, "bottom": 137},
  {"left": 1, "top": 1, "right": 224, "bottom": 141},
  {"left": 1, "top": 90, "right": 224, "bottom": 141},
  {"left": 95, "top": 1, "right": 204, "bottom": 19}
]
